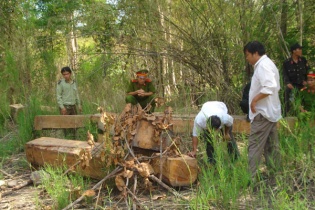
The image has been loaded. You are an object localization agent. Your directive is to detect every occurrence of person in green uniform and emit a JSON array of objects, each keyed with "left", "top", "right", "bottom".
[
  {"left": 299, "top": 71, "right": 315, "bottom": 115},
  {"left": 126, "top": 69, "right": 156, "bottom": 113},
  {"left": 56, "top": 66, "right": 82, "bottom": 138}
]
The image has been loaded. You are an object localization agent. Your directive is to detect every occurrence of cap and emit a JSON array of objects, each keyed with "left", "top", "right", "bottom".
[
  {"left": 290, "top": 43, "right": 303, "bottom": 52},
  {"left": 136, "top": 69, "right": 149, "bottom": 77},
  {"left": 307, "top": 71, "right": 315, "bottom": 78}
]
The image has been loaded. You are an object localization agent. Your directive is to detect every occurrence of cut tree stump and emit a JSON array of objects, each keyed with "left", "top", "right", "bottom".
[
  {"left": 151, "top": 154, "right": 198, "bottom": 187},
  {"left": 25, "top": 137, "right": 107, "bottom": 179}
]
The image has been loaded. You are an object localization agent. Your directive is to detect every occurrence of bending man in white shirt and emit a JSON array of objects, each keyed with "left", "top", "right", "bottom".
[{"left": 187, "top": 101, "right": 240, "bottom": 164}]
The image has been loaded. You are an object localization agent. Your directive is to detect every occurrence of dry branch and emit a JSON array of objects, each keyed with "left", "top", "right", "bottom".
[{"left": 62, "top": 166, "right": 122, "bottom": 210}]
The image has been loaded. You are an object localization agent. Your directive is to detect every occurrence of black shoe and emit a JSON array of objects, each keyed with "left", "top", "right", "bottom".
[{"left": 246, "top": 115, "right": 250, "bottom": 122}]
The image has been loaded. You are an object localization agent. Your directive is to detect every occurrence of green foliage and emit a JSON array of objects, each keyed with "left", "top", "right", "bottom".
[{"left": 40, "top": 165, "right": 89, "bottom": 209}]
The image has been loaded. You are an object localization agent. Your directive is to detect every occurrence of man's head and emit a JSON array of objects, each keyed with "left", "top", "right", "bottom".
[
  {"left": 206, "top": 115, "right": 221, "bottom": 131},
  {"left": 290, "top": 43, "right": 303, "bottom": 56},
  {"left": 136, "top": 69, "right": 149, "bottom": 85},
  {"left": 243, "top": 41, "right": 266, "bottom": 65},
  {"left": 61, "top": 66, "right": 72, "bottom": 81}
]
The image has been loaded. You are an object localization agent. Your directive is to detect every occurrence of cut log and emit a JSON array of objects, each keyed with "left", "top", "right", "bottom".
[
  {"left": 25, "top": 137, "right": 107, "bottom": 179},
  {"left": 33, "top": 114, "right": 298, "bottom": 137},
  {"left": 133, "top": 119, "right": 172, "bottom": 151},
  {"left": 33, "top": 115, "right": 93, "bottom": 130},
  {"left": 151, "top": 154, "right": 198, "bottom": 187}
]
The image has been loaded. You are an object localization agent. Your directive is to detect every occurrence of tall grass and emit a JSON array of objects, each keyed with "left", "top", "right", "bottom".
[
  {"left": 189, "top": 119, "right": 315, "bottom": 209},
  {"left": 40, "top": 165, "right": 89, "bottom": 209}
]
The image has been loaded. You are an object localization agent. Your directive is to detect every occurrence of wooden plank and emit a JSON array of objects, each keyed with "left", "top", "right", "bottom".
[
  {"left": 151, "top": 154, "right": 198, "bottom": 187},
  {"left": 34, "top": 115, "right": 93, "bottom": 130},
  {"left": 25, "top": 137, "right": 107, "bottom": 179},
  {"left": 33, "top": 114, "right": 297, "bottom": 134}
]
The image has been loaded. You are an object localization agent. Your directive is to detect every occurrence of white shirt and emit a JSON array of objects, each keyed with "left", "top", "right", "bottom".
[
  {"left": 249, "top": 55, "right": 282, "bottom": 122},
  {"left": 192, "top": 101, "right": 233, "bottom": 136}
]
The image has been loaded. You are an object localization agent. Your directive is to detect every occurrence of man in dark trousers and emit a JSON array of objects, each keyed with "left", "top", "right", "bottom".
[
  {"left": 187, "top": 101, "right": 240, "bottom": 164},
  {"left": 283, "top": 43, "right": 310, "bottom": 116},
  {"left": 240, "top": 81, "right": 251, "bottom": 121}
]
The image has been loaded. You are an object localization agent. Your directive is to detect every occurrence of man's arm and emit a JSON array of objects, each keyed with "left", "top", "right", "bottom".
[
  {"left": 187, "top": 136, "right": 198, "bottom": 158},
  {"left": 250, "top": 93, "right": 269, "bottom": 113},
  {"left": 56, "top": 83, "right": 64, "bottom": 109},
  {"left": 74, "top": 83, "right": 82, "bottom": 113},
  {"left": 283, "top": 62, "right": 295, "bottom": 89}
]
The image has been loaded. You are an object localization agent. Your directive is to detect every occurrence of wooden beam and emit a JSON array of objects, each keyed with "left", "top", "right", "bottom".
[
  {"left": 34, "top": 115, "right": 93, "bottom": 130},
  {"left": 151, "top": 154, "right": 198, "bottom": 187},
  {"left": 33, "top": 114, "right": 297, "bottom": 134},
  {"left": 25, "top": 137, "right": 107, "bottom": 179}
]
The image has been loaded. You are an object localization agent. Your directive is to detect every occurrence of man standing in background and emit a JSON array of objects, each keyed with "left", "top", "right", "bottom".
[
  {"left": 283, "top": 43, "right": 310, "bottom": 116},
  {"left": 243, "top": 41, "right": 282, "bottom": 182},
  {"left": 56, "top": 66, "right": 82, "bottom": 138}
]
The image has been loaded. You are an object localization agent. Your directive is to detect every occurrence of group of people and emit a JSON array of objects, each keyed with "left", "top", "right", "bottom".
[
  {"left": 240, "top": 42, "right": 312, "bottom": 119},
  {"left": 187, "top": 41, "right": 281, "bottom": 183},
  {"left": 56, "top": 41, "right": 312, "bottom": 184}
]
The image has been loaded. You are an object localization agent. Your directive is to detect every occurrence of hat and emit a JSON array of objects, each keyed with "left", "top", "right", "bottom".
[
  {"left": 307, "top": 71, "right": 315, "bottom": 78},
  {"left": 136, "top": 69, "right": 149, "bottom": 76},
  {"left": 290, "top": 43, "right": 303, "bottom": 52}
]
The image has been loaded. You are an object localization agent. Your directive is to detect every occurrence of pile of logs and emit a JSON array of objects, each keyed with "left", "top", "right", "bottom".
[{"left": 25, "top": 104, "right": 198, "bottom": 209}]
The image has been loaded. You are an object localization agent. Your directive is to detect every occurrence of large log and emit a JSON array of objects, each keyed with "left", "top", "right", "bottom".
[
  {"left": 33, "top": 115, "right": 93, "bottom": 130},
  {"left": 133, "top": 119, "right": 172, "bottom": 151},
  {"left": 25, "top": 137, "right": 198, "bottom": 187},
  {"left": 25, "top": 137, "right": 107, "bottom": 179},
  {"left": 151, "top": 154, "right": 198, "bottom": 187},
  {"left": 33, "top": 114, "right": 297, "bottom": 134}
]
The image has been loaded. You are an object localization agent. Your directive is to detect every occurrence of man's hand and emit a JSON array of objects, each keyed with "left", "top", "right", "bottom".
[
  {"left": 78, "top": 106, "right": 82, "bottom": 114},
  {"left": 250, "top": 101, "right": 257, "bottom": 113},
  {"left": 61, "top": 108, "right": 67, "bottom": 115},
  {"left": 136, "top": 89, "right": 145, "bottom": 97},
  {"left": 287, "top": 83, "right": 294, "bottom": 89},
  {"left": 187, "top": 151, "right": 196, "bottom": 158},
  {"left": 223, "top": 134, "right": 231, "bottom": 141}
]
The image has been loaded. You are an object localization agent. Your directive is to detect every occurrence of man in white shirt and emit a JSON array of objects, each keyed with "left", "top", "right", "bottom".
[
  {"left": 187, "top": 101, "right": 240, "bottom": 164},
  {"left": 243, "top": 41, "right": 282, "bottom": 181}
]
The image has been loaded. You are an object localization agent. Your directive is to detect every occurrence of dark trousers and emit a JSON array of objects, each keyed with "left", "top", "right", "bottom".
[
  {"left": 239, "top": 100, "right": 249, "bottom": 115},
  {"left": 60, "top": 105, "right": 78, "bottom": 139},
  {"left": 284, "top": 84, "right": 303, "bottom": 116},
  {"left": 202, "top": 127, "right": 240, "bottom": 164}
]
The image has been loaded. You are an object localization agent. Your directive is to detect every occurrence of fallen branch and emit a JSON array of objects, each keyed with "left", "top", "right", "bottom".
[
  {"left": 62, "top": 166, "right": 122, "bottom": 210},
  {"left": 0, "top": 169, "right": 14, "bottom": 178},
  {"left": 149, "top": 174, "right": 188, "bottom": 201},
  {"left": 0, "top": 179, "right": 33, "bottom": 198}
]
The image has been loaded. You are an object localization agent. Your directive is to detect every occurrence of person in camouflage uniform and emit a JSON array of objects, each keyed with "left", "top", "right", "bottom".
[
  {"left": 126, "top": 69, "right": 156, "bottom": 113},
  {"left": 299, "top": 71, "right": 315, "bottom": 115}
]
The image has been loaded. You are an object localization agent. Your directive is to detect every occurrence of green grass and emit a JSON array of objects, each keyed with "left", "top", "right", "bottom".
[
  {"left": 40, "top": 165, "right": 90, "bottom": 209},
  {"left": 188, "top": 120, "right": 315, "bottom": 209}
]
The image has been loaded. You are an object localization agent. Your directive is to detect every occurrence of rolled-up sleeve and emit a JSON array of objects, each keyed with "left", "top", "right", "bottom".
[{"left": 259, "top": 65, "right": 277, "bottom": 95}]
